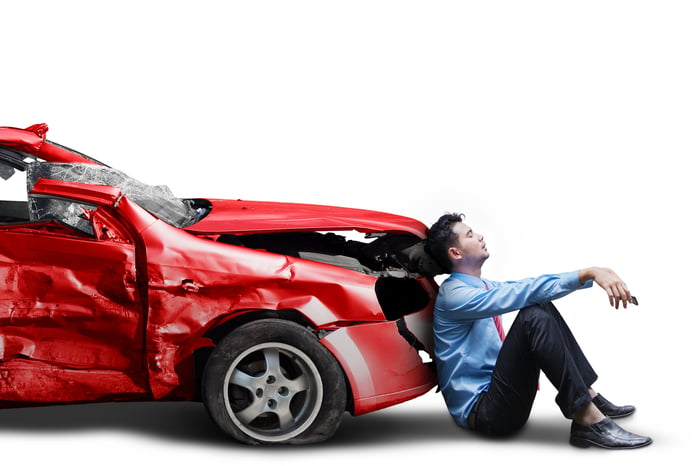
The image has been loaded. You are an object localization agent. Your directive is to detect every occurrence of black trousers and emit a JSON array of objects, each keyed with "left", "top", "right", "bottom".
[{"left": 472, "top": 302, "right": 598, "bottom": 436}]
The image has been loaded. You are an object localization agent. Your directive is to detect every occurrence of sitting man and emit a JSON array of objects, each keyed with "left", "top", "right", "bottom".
[{"left": 424, "top": 213, "right": 651, "bottom": 449}]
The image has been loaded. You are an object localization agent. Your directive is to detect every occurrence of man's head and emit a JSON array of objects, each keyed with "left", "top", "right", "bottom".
[{"left": 426, "top": 213, "right": 489, "bottom": 274}]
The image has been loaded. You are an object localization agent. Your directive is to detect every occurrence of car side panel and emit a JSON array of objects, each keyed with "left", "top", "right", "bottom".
[
  {"left": 0, "top": 222, "right": 149, "bottom": 403},
  {"left": 137, "top": 220, "right": 388, "bottom": 398},
  {"left": 319, "top": 316, "right": 436, "bottom": 415}
]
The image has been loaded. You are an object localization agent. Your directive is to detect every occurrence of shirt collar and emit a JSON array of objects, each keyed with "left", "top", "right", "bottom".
[{"left": 450, "top": 272, "right": 487, "bottom": 287}]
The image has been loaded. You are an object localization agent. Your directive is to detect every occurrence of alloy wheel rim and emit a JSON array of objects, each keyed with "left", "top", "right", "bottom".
[{"left": 223, "top": 342, "right": 323, "bottom": 442}]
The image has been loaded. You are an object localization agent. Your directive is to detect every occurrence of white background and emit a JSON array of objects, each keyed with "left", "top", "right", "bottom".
[{"left": 1, "top": 1, "right": 697, "bottom": 464}]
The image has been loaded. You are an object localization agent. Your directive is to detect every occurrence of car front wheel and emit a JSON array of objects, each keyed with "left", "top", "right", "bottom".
[{"left": 202, "top": 319, "right": 347, "bottom": 444}]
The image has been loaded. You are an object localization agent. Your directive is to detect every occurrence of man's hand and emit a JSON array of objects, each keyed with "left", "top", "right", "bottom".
[{"left": 579, "top": 267, "right": 634, "bottom": 308}]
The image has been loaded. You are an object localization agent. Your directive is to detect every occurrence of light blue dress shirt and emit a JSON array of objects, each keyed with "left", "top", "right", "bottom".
[{"left": 433, "top": 271, "right": 592, "bottom": 427}]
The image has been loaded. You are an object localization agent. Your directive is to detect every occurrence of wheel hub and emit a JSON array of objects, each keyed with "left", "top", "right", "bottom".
[{"left": 223, "top": 342, "right": 323, "bottom": 442}]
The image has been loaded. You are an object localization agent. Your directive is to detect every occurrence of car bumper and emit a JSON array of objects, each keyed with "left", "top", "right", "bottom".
[{"left": 320, "top": 312, "right": 436, "bottom": 415}]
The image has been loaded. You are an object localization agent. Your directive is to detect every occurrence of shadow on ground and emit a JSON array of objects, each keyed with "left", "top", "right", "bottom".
[{"left": 0, "top": 401, "right": 568, "bottom": 449}]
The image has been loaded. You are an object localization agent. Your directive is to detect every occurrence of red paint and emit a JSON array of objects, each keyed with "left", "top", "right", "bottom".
[
  {"left": 0, "top": 124, "right": 437, "bottom": 426},
  {"left": 188, "top": 198, "right": 429, "bottom": 237}
]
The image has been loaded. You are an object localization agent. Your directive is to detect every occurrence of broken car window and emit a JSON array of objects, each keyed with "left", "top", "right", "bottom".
[
  {"left": 28, "top": 196, "right": 96, "bottom": 236},
  {"left": 27, "top": 162, "right": 200, "bottom": 228}
]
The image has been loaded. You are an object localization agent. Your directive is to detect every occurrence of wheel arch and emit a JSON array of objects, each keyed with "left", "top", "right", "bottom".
[
  {"left": 204, "top": 308, "right": 315, "bottom": 344},
  {"left": 193, "top": 309, "right": 354, "bottom": 412}
]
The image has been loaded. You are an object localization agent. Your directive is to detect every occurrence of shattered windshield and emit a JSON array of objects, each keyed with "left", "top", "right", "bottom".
[{"left": 26, "top": 162, "right": 201, "bottom": 228}]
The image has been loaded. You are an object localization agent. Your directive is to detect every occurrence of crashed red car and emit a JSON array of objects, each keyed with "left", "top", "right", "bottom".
[{"left": 0, "top": 124, "right": 438, "bottom": 444}]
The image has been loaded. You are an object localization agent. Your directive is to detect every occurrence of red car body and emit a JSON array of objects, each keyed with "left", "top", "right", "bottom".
[{"left": 0, "top": 124, "right": 438, "bottom": 444}]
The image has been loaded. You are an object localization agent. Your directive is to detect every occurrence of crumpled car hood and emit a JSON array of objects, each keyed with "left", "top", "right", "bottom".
[{"left": 184, "top": 198, "right": 428, "bottom": 237}]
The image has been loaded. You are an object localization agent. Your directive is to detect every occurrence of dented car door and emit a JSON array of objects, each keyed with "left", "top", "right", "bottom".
[{"left": 0, "top": 197, "right": 148, "bottom": 403}]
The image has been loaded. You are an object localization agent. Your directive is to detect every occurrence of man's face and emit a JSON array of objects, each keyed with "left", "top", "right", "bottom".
[{"left": 448, "top": 221, "right": 489, "bottom": 268}]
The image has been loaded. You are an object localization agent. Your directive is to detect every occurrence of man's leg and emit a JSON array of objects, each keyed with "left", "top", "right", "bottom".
[
  {"left": 473, "top": 302, "right": 597, "bottom": 435},
  {"left": 527, "top": 301, "right": 599, "bottom": 418}
]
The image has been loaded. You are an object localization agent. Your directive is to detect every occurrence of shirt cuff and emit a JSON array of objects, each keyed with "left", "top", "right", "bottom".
[{"left": 562, "top": 270, "right": 593, "bottom": 289}]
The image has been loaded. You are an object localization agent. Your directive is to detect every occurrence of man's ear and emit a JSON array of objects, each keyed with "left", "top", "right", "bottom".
[{"left": 448, "top": 246, "right": 461, "bottom": 261}]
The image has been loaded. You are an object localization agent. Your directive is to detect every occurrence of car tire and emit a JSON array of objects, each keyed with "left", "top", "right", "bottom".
[{"left": 202, "top": 319, "right": 347, "bottom": 444}]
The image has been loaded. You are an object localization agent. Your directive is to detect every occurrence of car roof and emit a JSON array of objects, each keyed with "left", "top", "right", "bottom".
[{"left": 0, "top": 123, "right": 103, "bottom": 167}]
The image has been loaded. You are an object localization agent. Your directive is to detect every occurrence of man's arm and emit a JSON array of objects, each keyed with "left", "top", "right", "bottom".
[
  {"left": 579, "top": 267, "right": 634, "bottom": 309},
  {"left": 437, "top": 272, "right": 589, "bottom": 320}
]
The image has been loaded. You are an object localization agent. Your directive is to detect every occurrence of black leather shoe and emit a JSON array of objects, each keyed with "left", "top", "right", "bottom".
[
  {"left": 593, "top": 393, "right": 635, "bottom": 418},
  {"left": 570, "top": 417, "right": 652, "bottom": 449}
]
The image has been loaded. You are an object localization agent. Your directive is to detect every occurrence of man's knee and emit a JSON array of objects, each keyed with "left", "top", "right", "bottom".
[
  {"left": 517, "top": 302, "right": 558, "bottom": 326},
  {"left": 513, "top": 302, "right": 569, "bottom": 344}
]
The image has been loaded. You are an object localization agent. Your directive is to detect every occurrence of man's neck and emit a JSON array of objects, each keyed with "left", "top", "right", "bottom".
[{"left": 452, "top": 264, "right": 482, "bottom": 278}]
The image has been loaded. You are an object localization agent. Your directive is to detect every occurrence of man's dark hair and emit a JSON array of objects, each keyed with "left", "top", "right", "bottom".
[{"left": 425, "top": 212, "right": 464, "bottom": 273}]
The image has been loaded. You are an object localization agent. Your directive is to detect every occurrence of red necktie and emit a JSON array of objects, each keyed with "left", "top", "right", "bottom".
[{"left": 483, "top": 281, "right": 506, "bottom": 341}]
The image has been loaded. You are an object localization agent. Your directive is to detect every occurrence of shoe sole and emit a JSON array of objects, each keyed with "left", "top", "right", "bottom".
[
  {"left": 570, "top": 437, "right": 653, "bottom": 449},
  {"left": 607, "top": 410, "right": 635, "bottom": 419}
]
